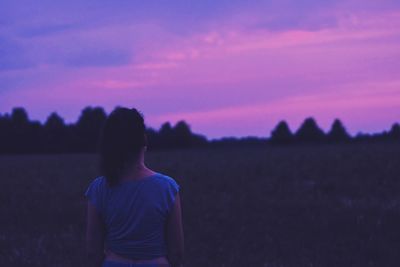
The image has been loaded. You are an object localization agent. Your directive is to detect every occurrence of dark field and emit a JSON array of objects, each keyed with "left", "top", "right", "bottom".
[{"left": 1, "top": 143, "right": 400, "bottom": 267}]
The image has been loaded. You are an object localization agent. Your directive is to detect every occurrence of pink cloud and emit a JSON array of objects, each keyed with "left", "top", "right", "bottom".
[
  {"left": 149, "top": 80, "right": 400, "bottom": 138},
  {"left": 2, "top": 8, "right": 400, "bottom": 138}
]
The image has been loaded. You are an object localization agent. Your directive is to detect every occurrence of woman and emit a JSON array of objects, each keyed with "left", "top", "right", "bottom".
[{"left": 84, "top": 107, "right": 184, "bottom": 267}]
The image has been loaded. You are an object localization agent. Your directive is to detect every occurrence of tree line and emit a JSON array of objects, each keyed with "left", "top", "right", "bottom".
[{"left": 0, "top": 106, "right": 399, "bottom": 154}]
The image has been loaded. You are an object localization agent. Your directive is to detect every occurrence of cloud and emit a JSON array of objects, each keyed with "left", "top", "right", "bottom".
[
  {"left": 64, "top": 48, "right": 132, "bottom": 68},
  {"left": 0, "top": 37, "right": 34, "bottom": 71},
  {"left": 150, "top": 81, "right": 400, "bottom": 138},
  {"left": 1, "top": 0, "right": 400, "bottom": 137},
  {"left": 18, "top": 23, "right": 78, "bottom": 38}
]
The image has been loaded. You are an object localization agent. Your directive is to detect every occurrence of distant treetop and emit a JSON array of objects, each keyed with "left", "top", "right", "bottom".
[
  {"left": 295, "top": 117, "right": 325, "bottom": 143},
  {"left": 270, "top": 120, "right": 294, "bottom": 144},
  {"left": 327, "top": 119, "right": 351, "bottom": 142},
  {"left": 0, "top": 106, "right": 399, "bottom": 154}
]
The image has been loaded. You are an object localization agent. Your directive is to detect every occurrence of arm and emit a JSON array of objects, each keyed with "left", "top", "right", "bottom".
[
  {"left": 85, "top": 201, "right": 106, "bottom": 267},
  {"left": 166, "top": 192, "right": 184, "bottom": 267}
]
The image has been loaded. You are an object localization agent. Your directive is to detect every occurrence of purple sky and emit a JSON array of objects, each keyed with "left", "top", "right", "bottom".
[{"left": 1, "top": 0, "right": 399, "bottom": 138}]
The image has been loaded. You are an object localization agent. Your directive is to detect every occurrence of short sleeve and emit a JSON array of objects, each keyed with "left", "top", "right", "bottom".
[
  {"left": 164, "top": 176, "right": 180, "bottom": 214},
  {"left": 84, "top": 177, "right": 104, "bottom": 214}
]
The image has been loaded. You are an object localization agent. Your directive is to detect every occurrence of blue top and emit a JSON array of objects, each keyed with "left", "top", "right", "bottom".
[{"left": 84, "top": 172, "right": 180, "bottom": 260}]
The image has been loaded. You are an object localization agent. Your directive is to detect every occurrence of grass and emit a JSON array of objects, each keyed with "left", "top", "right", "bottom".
[{"left": 1, "top": 143, "right": 400, "bottom": 266}]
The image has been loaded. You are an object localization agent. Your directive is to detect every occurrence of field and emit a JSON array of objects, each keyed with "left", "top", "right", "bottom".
[{"left": 1, "top": 143, "right": 400, "bottom": 267}]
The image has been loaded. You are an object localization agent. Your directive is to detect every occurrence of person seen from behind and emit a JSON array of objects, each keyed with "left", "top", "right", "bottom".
[{"left": 84, "top": 107, "right": 184, "bottom": 267}]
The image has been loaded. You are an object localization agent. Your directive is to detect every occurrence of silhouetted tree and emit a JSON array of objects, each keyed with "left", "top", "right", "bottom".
[
  {"left": 270, "top": 120, "right": 294, "bottom": 144},
  {"left": 75, "top": 106, "right": 107, "bottom": 152},
  {"left": 148, "top": 121, "right": 207, "bottom": 149},
  {"left": 210, "top": 136, "right": 267, "bottom": 147},
  {"left": 158, "top": 122, "right": 174, "bottom": 148},
  {"left": 173, "top": 121, "right": 192, "bottom": 147},
  {"left": 10, "top": 107, "right": 31, "bottom": 153},
  {"left": 11, "top": 107, "right": 29, "bottom": 125},
  {"left": 44, "top": 112, "right": 67, "bottom": 153},
  {"left": 2, "top": 105, "right": 400, "bottom": 153},
  {"left": 353, "top": 132, "right": 371, "bottom": 143},
  {"left": 0, "top": 113, "right": 12, "bottom": 153},
  {"left": 145, "top": 127, "right": 159, "bottom": 150},
  {"left": 168, "top": 121, "right": 194, "bottom": 148},
  {"left": 45, "top": 112, "right": 65, "bottom": 129},
  {"left": 389, "top": 123, "right": 400, "bottom": 139},
  {"left": 327, "top": 119, "right": 351, "bottom": 143},
  {"left": 160, "top": 122, "right": 173, "bottom": 134},
  {"left": 295, "top": 117, "right": 325, "bottom": 143},
  {"left": 173, "top": 121, "right": 208, "bottom": 148}
]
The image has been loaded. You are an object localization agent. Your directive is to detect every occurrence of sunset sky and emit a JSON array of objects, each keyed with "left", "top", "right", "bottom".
[{"left": 1, "top": 0, "right": 399, "bottom": 138}]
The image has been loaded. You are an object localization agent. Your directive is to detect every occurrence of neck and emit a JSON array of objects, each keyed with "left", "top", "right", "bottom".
[{"left": 122, "top": 149, "right": 148, "bottom": 177}]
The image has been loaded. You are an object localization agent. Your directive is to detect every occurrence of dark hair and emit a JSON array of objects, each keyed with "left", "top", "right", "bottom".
[{"left": 98, "top": 107, "right": 147, "bottom": 186}]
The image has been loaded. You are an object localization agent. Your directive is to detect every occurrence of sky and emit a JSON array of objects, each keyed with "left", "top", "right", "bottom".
[{"left": 0, "top": 0, "right": 399, "bottom": 138}]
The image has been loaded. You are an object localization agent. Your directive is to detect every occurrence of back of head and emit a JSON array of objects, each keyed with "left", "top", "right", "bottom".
[{"left": 98, "top": 107, "right": 146, "bottom": 186}]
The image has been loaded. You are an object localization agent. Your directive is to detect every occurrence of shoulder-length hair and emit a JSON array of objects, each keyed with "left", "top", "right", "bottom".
[{"left": 98, "top": 107, "right": 146, "bottom": 186}]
